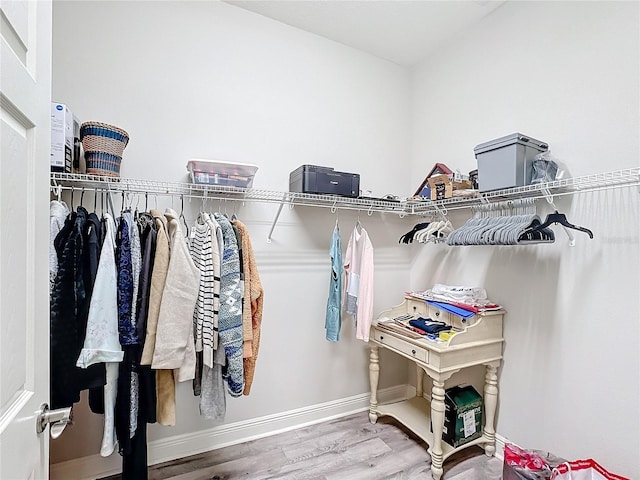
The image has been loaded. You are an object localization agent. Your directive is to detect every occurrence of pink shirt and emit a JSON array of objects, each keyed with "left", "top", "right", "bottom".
[{"left": 343, "top": 225, "right": 374, "bottom": 341}]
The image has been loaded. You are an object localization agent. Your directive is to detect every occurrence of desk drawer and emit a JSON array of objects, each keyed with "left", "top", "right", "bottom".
[{"left": 374, "top": 331, "right": 429, "bottom": 363}]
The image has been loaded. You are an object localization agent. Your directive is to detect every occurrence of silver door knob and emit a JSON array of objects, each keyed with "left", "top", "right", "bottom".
[{"left": 36, "top": 403, "right": 72, "bottom": 439}]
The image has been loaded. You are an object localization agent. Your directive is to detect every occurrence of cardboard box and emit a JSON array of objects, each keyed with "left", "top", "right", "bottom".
[
  {"left": 442, "top": 385, "right": 483, "bottom": 447},
  {"left": 51, "top": 103, "right": 78, "bottom": 173},
  {"left": 427, "top": 174, "right": 453, "bottom": 200},
  {"left": 474, "top": 133, "right": 548, "bottom": 192}
]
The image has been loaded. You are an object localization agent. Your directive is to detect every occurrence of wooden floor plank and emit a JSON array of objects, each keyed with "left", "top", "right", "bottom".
[{"left": 99, "top": 411, "right": 502, "bottom": 480}]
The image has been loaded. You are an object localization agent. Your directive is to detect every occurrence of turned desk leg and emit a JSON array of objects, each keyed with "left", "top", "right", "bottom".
[
  {"left": 483, "top": 361, "right": 500, "bottom": 456},
  {"left": 430, "top": 379, "right": 446, "bottom": 480},
  {"left": 416, "top": 365, "right": 424, "bottom": 398},
  {"left": 369, "top": 345, "right": 380, "bottom": 424}
]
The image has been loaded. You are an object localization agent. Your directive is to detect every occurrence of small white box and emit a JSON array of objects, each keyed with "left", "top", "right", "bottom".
[
  {"left": 186, "top": 159, "right": 258, "bottom": 188},
  {"left": 51, "top": 102, "right": 79, "bottom": 172}
]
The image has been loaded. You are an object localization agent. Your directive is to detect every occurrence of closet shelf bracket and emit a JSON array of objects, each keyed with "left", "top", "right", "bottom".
[{"left": 267, "top": 194, "right": 289, "bottom": 243}]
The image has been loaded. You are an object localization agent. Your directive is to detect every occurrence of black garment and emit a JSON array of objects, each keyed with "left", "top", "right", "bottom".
[
  {"left": 136, "top": 214, "right": 157, "bottom": 424},
  {"left": 50, "top": 207, "right": 106, "bottom": 410},
  {"left": 84, "top": 211, "right": 107, "bottom": 415},
  {"left": 116, "top": 344, "right": 155, "bottom": 480},
  {"left": 115, "top": 345, "right": 138, "bottom": 457},
  {"left": 135, "top": 214, "right": 157, "bottom": 344},
  {"left": 117, "top": 214, "right": 158, "bottom": 479}
]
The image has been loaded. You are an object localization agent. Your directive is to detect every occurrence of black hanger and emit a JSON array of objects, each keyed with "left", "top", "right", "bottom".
[
  {"left": 530, "top": 210, "right": 593, "bottom": 239},
  {"left": 518, "top": 218, "right": 555, "bottom": 244},
  {"left": 399, "top": 222, "right": 430, "bottom": 244}
]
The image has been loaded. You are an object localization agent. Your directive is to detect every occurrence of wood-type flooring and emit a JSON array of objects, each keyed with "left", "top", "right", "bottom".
[{"left": 101, "top": 411, "right": 503, "bottom": 480}]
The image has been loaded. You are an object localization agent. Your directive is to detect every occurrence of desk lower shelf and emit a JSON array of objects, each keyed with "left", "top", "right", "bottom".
[{"left": 373, "top": 396, "right": 491, "bottom": 462}]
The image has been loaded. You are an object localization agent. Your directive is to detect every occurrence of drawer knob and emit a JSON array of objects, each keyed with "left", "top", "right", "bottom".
[
  {"left": 412, "top": 349, "right": 416, "bottom": 355},
  {"left": 380, "top": 336, "right": 384, "bottom": 340}
]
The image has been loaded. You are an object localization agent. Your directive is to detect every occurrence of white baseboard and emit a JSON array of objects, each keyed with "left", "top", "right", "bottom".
[
  {"left": 495, "top": 433, "right": 509, "bottom": 461},
  {"left": 50, "top": 384, "right": 411, "bottom": 480}
]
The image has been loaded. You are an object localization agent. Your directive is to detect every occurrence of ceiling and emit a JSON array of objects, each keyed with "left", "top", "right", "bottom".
[{"left": 224, "top": 0, "right": 505, "bottom": 67}]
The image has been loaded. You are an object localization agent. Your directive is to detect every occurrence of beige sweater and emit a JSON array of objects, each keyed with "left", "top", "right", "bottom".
[
  {"left": 232, "top": 220, "right": 264, "bottom": 395},
  {"left": 139, "top": 210, "right": 176, "bottom": 425},
  {"left": 152, "top": 209, "right": 200, "bottom": 382},
  {"left": 140, "top": 210, "right": 169, "bottom": 365}
]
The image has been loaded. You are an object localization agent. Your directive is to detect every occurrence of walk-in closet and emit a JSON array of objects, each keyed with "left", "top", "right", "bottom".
[{"left": 0, "top": 1, "right": 637, "bottom": 479}]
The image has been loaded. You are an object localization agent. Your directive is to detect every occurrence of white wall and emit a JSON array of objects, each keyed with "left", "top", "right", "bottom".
[
  {"left": 51, "top": 0, "right": 413, "bottom": 464},
  {"left": 410, "top": 2, "right": 639, "bottom": 478}
]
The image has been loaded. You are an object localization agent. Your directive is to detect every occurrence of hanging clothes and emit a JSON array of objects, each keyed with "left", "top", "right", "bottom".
[
  {"left": 140, "top": 209, "right": 176, "bottom": 426},
  {"left": 213, "top": 213, "right": 244, "bottom": 397},
  {"left": 343, "top": 223, "right": 375, "bottom": 342},
  {"left": 231, "top": 221, "right": 250, "bottom": 360},
  {"left": 198, "top": 213, "right": 226, "bottom": 419},
  {"left": 134, "top": 212, "right": 158, "bottom": 427},
  {"left": 49, "top": 200, "right": 69, "bottom": 294},
  {"left": 325, "top": 223, "right": 343, "bottom": 342},
  {"left": 50, "top": 206, "right": 106, "bottom": 409},
  {"left": 75, "top": 212, "right": 123, "bottom": 457},
  {"left": 207, "top": 213, "right": 223, "bottom": 351},
  {"left": 115, "top": 212, "right": 138, "bottom": 457},
  {"left": 152, "top": 208, "right": 200, "bottom": 383},
  {"left": 232, "top": 219, "right": 264, "bottom": 396},
  {"left": 189, "top": 218, "right": 215, "bottom": 368}
]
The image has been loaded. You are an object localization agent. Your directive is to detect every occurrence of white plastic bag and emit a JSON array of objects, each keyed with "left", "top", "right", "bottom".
[{"left": 550, "top": 459, "right": 629, "bottom": 480}]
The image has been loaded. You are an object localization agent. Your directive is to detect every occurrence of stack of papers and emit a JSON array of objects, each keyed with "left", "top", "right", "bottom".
[{"left": 405, "top": 290, "right": 502, "bottom": 316}]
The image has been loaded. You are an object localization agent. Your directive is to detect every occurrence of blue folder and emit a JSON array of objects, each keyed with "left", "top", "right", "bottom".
[{"left": 426, "top": 300, "right": 476, "bottom": 319}]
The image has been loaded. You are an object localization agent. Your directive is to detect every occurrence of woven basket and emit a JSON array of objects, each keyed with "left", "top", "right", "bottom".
[{"left": 80, "top": 121, "right": 129, "bottom": 177}]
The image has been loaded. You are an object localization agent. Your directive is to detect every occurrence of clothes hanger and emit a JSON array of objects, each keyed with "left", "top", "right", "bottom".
[
  {"left": 121, "top": 192, "right": 128, "bottom": 213},
  {"left": 435, "top": 220, "right": 454, "bottom": 242},
  {"left": 134, "top": 193, "right": 140, "bottom": 220},
  {"left": 180, "top": 195, "right": 189, "bottom": 237},
  {"left": 529, "top": 210, "right": 593, "bottom": 239},
  {"left": 517, "top": 217, "right": 555, "bottom": 244},
  {"left": 399, "top": 222, "right": 430, "bottom": 244}
]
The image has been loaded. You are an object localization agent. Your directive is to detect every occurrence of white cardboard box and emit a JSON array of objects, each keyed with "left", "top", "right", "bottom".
[{"left": 51, "top": 102, "right": 78, "bottom": 172}]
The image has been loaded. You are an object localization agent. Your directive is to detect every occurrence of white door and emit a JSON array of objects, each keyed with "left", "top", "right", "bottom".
[{"left": 0, "top": 0, "right": 52, "bottom": 478}]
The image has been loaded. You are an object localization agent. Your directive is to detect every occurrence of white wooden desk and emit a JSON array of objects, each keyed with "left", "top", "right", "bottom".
[{"left": 368, "top": 297, "right": 504, "bottom": 480}]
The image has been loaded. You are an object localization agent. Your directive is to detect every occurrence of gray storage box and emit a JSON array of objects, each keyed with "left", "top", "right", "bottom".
[{"left": 474, "top": 133, "right": 548, "bottom": 192}]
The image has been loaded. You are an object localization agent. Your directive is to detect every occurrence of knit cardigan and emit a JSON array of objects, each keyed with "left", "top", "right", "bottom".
[
  {"left": 213, "top": 213, "right": 244, "bottom": 397},
  {"left": 232, "top": 219, "right": 264, "bottom": 396},
  {"left": 152, "top": 209, "right": 200, "bottom": 383}
]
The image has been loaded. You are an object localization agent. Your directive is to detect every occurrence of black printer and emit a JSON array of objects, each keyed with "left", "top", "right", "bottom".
[{"left": 289, "top": 165, "right": 360, "bottom": 198}]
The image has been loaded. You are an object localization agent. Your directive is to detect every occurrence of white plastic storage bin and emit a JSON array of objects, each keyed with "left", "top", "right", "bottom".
[{"left": 186, "top": 159, "right": 258, "bottom": 188}]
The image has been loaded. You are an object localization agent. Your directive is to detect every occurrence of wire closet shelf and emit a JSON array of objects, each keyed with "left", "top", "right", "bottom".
[{"left": 50, "top": 167, "right": 640, "bottom": 215}]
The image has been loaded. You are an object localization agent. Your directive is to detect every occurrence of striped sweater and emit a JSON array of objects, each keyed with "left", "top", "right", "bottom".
[{"left": 189, "top": 219, "right": 216, "bottom": 369}]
